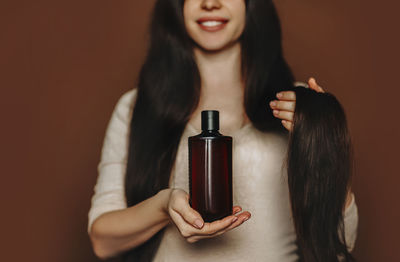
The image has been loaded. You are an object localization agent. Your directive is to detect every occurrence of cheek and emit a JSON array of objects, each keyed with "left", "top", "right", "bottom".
[
  {"left": 183, "top": 2, "right": 196, "bottom": 32},
  {"left": 238, "top": 13, "right": 246, "bottom": 34},
  {"left": 183, "top": 0, "right": 197, "bottom": 20},
  {"left": 232, "top": 3, "right": 247, "bottom": 36}
]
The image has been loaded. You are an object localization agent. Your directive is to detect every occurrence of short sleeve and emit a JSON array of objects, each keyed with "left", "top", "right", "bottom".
[
  {"left": 342, "top": 192, "right": 359, "bottom": 252},
  {"left": 87, "top": 88, "right": 138, "bottom": 234}
]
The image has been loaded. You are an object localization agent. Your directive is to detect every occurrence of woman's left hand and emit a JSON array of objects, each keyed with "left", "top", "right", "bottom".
[{"left": 269, "top": 77, "right": 325, "bottom": 131}]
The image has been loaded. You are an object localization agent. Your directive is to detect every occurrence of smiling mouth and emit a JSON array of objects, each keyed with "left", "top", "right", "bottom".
[
  {"left": 199, "top": 21, "right": 225, "bottom": 27},
  {"left": 196, "top": 18, "right": 229, "bottom": 32}
]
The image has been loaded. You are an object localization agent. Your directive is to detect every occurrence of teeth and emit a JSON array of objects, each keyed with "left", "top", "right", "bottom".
[{"left": 201, "top": 21, "right": 223, "bottom": 27}]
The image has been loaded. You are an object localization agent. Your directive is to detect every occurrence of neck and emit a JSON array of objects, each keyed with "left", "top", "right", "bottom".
[
  {"left": 193, "top": 43, "right": 243, "bottom": 92},
  {"left": 189, "top": 43, "right": 250, "bottom": 133}
]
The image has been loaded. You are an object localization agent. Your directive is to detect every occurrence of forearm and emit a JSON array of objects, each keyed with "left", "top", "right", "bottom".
[{"left": 89, "top": 188, "right": 172, "bottom": 260}]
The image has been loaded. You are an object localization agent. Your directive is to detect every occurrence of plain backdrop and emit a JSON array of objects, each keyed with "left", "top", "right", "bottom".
[{"left": 1, "top": 0, "right": 399, "bottom": 261}]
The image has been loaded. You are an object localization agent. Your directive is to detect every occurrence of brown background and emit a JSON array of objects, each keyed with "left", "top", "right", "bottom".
[{"left": 1, "top": 0, "right": 399, "bottom": 261}]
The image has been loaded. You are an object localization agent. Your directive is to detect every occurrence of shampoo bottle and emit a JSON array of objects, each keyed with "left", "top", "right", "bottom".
[{"left": 188, "top": 110, "right": 233, "bottom": 222}]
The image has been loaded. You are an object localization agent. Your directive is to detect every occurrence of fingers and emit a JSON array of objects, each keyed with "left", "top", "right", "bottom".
[
  {"left": 281, "top": 120, "right": 293, "bottom": 131},
  {"left": 269, "top": 94, "right": 295, "bottom": 132},
  {"left": 171, "top": 204, "right": 237, "bottom": 237},
  {"left": 272, "top": 109, "right": 294, "bottom": 122},
  {"left": 232, "top": 205, "right": 241, "bottom": 215},
  {"left": 182, "top": 205, "right": 204, "bottom": 229},
  {"left": 270, "top": 92, "right": 295, "bottom": 119},
  {"left": 223, "top": 211, "right": 251, "bottom": 232},
  {"left": 170, "top": 190, "right": 204, "bottom": 229},
  {"left": 270, "top": 77, "right": 323, "bottom": 132},
  {"left": 176, "top": 213, "right": 238, "bottom": 242},
  {"left": 186, "top": 211, "right": 251, "bottom": 243},
  {"left": 186, "top": 216, "right": 237, "bottom": 243},
  {"left": 169, "top": 208, "right": 197, "bottom": 238},
  {"left": 187, "top": 222, "right": 234, "bottom": 243},
  {"left": 276, "top": 91, "right": 296, "bottom": 101},
  {"left": 169, "top": 194, "right": 251, "bottom": 243},
  {"left": 196, "top": 215, "right": 238, "bottom": 235},
  {"left": 308, "top": 77, "right": 325, "bottom": 93},
  {"left": 269, "top": 100, "right": 295, "bottom": 112}
]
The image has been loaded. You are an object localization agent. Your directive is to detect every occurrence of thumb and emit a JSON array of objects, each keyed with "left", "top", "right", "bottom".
[
  {"left": 181, "top": 195, "right": 204, "bottom": 229},
  {"left": 185, "top": 206, "right": 204, "bottom": 229},
  {"left": 308, "top": 77, "right": 325, "bottom": 93}
]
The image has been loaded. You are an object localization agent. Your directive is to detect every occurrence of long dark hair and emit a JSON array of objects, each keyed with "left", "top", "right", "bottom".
[
  {"left": 288, "top": 87, "right": 355, "bottom": 261},
  {"left": 121, "top": 0, "right": 353, "bottom": 261}
]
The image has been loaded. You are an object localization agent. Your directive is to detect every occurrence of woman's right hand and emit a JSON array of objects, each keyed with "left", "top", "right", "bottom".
[{"left": 164, "top": 188, "right": 251, "bottom": 243}]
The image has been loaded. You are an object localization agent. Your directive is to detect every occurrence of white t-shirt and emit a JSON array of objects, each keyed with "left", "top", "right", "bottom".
[{"left": 88, "top": 87, "right": 359, "bottom": 261}]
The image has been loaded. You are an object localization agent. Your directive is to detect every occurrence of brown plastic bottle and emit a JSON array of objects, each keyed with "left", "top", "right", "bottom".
[{"left": 188, "top": 110, "right": 233, "bottom": 222}]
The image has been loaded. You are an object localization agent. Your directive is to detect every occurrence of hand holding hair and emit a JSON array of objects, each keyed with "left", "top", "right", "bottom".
[
  {"left": 269, "top": 77, "right": 325, "bottom": 131},
  {"left": 165, "top": 188, "right": 251, "bottom": 244}
]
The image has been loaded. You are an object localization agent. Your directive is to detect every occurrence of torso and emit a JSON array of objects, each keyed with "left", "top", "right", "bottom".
[{"left": 153, "top": 120, "right": 299, "bottom": 261}]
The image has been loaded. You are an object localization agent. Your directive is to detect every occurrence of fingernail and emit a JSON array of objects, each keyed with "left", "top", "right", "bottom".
[
  {"left": 243, "top": 216, "right": 250, "bottom": 221},
  {"left": 194, "top": 219, "right": 203, "bottom": 229},
  {"left": 277, "top": 93, "right": 283, "bottom": 98},
  {"left": 269, "top": 101, "right": 276, "bottom": 107},
  {"left": 232, "top": 217, "right": 238, "bottom": 223},
  {"left": 273, "top": 110, "right": 279, "bottom": 115}
]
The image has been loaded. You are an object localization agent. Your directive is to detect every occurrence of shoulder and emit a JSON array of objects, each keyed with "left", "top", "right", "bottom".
[
  {"left": 116, "top": 88, "right": 138, "bottom": 110},
  {"left": 112, "top": 88, "right": 138, "bottom": 124}
]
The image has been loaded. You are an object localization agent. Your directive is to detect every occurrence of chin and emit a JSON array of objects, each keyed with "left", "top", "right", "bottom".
[
  {"left": 196, "top": 43, "right": 229, "bottom": 52},
  {"left": 193, "top": 38, "right": 239, "bottom": 53}
]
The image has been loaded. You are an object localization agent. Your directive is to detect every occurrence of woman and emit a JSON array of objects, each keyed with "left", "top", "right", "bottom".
[{"left": 88, "top": 0, "right": 358, "bottom": 261}]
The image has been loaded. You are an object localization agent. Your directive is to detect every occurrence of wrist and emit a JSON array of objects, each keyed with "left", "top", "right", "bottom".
[{"left": 157, "top": 188, "right": 172, "bottom": 219}]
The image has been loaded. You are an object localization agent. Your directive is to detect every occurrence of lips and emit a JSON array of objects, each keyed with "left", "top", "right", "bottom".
[{"left": 196, "top": 17, "right": 229, "bottom": 32}]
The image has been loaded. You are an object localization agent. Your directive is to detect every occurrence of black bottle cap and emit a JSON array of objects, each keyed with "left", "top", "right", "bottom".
[{"left": 201, "top": 110, "right": 219, "bottom": 131}]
